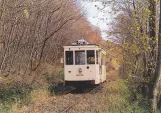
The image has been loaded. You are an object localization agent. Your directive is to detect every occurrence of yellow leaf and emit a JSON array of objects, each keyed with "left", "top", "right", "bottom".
[
  {"left": 137, "top": 26, "right": 140, "bottom": 31},
  {"left": 24, "top": 9, "right": 29, "bottom": 19},
  {"left": 147, "top": 9, "right": 151, "bottom": 14}
]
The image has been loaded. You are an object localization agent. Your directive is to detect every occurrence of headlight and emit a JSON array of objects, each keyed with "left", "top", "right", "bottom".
[{"left": 79, "top": 68, "right": 82, "bottom": 73}]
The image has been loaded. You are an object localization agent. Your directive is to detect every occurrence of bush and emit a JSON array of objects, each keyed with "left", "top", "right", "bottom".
[
  {"left": 29, "top": 88, "right": 50, "bottom": 104},
  {"left": 90, "top": 79, "right": 151, "bottom": 113},
  {"left": 44, "top": 67, "right": 64, "bottom": 86},
  {"left": 0, "top": 82, "right": 32, "bottom": 113}
]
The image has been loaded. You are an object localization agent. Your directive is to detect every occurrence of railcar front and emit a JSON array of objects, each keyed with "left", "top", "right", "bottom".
[{"left": 63, "top": 39, "right": 106, "bottom": 87}]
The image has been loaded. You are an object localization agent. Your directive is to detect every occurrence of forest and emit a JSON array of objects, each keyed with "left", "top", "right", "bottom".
[{"left": 0, "top": 0, "right": 161, "bottom": 113}]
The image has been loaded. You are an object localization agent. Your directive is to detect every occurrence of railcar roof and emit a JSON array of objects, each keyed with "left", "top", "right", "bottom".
[
  {"left": 63, "top": 45, "right": 106, "bottom": 55},
  {"left": 64, "top": 44, "right": 98, "bottom": 46},
  {"left": 63, "top": 45, "right": 99, "bottom": 48}
]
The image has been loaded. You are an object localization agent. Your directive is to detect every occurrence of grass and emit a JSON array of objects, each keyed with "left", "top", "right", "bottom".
[
  {"left": 89, "top": 56, "right": 151, "bottom": 113},
  {"left": 0, "top": 102, "right": 12, "bottom": 113},
  {"left": 0, "top": 66, "right": 64, "bottom": 113},
  {"left": 0, "top": 62, "right": 155, "bottom": 113},
  {"left": 0, "top": 83, "right": 32, "bottom": 113},
  {"left": 88, "top": 79, "right": 151, "bottom": 113},
  {"left": 106, "top": 80, "right": 149, "bottom": 113},
  {"left": 29, "top": 88, "right": 50, "bottom": 104}
]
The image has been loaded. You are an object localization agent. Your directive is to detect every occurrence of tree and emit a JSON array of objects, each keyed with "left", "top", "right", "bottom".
[
  {"left": 0, "top": 0, "right": 102, "bottom": 86},
  {"left": 152, "top": 0, "right": 161, "bottom": 112},
  {"left": 148, "top": 0, "right": 157, "bottom": 98}
]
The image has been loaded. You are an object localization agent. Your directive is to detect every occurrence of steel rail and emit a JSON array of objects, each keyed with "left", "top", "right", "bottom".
[{"left": 60, "top": 82, "right": 106, "bottom": 113}]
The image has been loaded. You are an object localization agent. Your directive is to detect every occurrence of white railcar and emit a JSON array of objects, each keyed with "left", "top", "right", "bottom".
[{"left": 63, "top": 39, "right": 106, "bottom": 87}]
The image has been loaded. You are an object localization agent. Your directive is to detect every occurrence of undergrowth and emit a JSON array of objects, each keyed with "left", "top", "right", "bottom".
[
  {"left": 90, "top": 79, "right": 151, "bottom": 113},
  {"left": 0, "top": 83, "right": 31, "bottom": 113},
  {"left": 0, "top": 67, "right": 64, "bottom": 113},
  {"left": 0, "top": 66, "right": 156, "bottom": 113}
]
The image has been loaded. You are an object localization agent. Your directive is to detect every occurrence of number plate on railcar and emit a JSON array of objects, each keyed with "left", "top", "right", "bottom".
[{"left": 76, "top": 74, "right": 84, "bottom": 76}]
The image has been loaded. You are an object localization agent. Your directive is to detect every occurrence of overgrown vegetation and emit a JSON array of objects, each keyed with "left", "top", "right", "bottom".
[
  {"left": 100, "top": 0, "right": 161, "bottom": 112},
  {"left": 104, "top": 49, "right": 150, "bottom": 113},
  {"left": 0, "top": 0, "right": 103, "bottom": 112},
  {"left": 0, "top": 66, "right": 66, "bottom": 112},
  {"left": 0, "top": 82, "right": 31, "bottom": 112},
  {"left": 1, "top": 0, "right": 161, "bottom": 112},
  {"left": 102, "top": 79, "right": 150, "bottom": 113}
]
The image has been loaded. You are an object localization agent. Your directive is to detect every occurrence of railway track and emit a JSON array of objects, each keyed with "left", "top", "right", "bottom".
[
  {"left": 28, "top": 82, "right": 106, "bottom": 113},
  {"left": 60, "top": 82, "right": 105, "bottom": 113},
  {"left": 28, "top": 87, "right": 74, "bottom": 113}
]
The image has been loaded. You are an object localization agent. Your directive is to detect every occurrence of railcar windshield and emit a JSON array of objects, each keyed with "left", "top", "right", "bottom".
[
  {"left": 75, "top": 51, "right": 85, "bottom": 65},
  {"left": 65, "top": 51, "right": 73, "bottom": 65},
  {"left": 87, "top": 50, "right": 95, "bottom": 64}
]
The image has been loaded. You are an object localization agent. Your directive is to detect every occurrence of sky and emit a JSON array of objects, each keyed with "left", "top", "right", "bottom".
[{"left": 79, "top": 1, "right": 114, "bottom": 40}]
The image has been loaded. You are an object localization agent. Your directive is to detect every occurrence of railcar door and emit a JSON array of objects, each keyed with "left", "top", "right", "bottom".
[
  {"left": 101, "top": 53, "right": 106, "bottom": 82},
  {"left": 99, "top": 51, "right": 106, "bottom": 82}
]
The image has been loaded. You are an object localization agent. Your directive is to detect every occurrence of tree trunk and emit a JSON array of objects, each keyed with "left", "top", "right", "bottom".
[
  {"left": 152, "top": 0, "right": 161, "bottom": 112},
  {"left": 148, "top": 0, "right": 157, "bottom": 99}
]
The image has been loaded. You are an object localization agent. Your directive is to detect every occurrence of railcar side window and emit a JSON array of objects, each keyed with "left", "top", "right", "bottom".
[
  {"left": 87, "top": 50, "right": 95, "bottom": 64},
  {"left": 96, "top": 51, "right": 98, "bottom": 64},
  {"left": 102, "top": 54, "right": 105, "bottom": 65},
  {"left": 65, "top": 51, "right": 73, "bottom": 65},
  {"left": 75, "top": 51, "right": 85, "bottom": 65}
]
